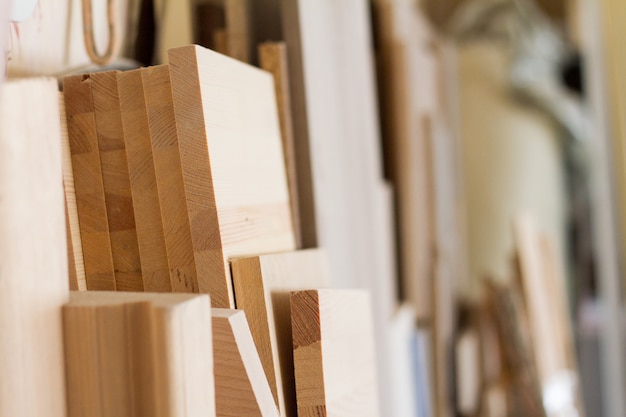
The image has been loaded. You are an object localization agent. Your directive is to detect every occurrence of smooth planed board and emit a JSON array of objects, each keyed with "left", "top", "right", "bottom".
[
  {"left": 63, "top": 74, "right": 116, "bottom": 290},
  {"left": 0, "top": 78, "right": 69, "bottom": 417},
  {"left": 212, "top": 309, "right": 279, "bottom": 417},
  {"left": 142, "top": 64, "right": 198, "bottom": 293},
  {"left": 91, "top": 71, "right": 143, "bottom": 291},
  {"left": 290, "top": 289, "right": 380, "bottom": 417},
  {"left": 118, "top": 69, "right": 171, "bottom": 292},
  {"left": 64, "top": 291, "right": 215, "bottom": 417},
  {"left": 167, "top": 44, "right": 295, "bottom": 308},
  {"left": 231, "top": 249, "right": 331, "bottom": 417}
]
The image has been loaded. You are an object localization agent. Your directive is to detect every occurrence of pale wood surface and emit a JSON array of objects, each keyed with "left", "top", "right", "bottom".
[
  {"left": 142, "top": 64, "right": 198, "bottom": 293},
  {"left": 0, "top": 78, "right": 69, "bottom": 417},
  {"left": 231, "top": 249, "right": 331, "bottom": 417},
  {"left": 64, "top": 291, "right": 215, "bottom": 417},
  {"left": 91, "top": 71, "right": 143, "bottom": 291},
  {"left": 167, "top": 44, "right": 295, "bottom": 308},
  {"left": 63, "top": 74, "right": 116, "bottom": 290},
  {"left": 259, "top": 42, "right": 302, "bottom": 248},
  {"left": 118, "top": 69, "right": 171, "bottom": 292},
  {"left": 213, "top": 309, "right": 279, "bottom": 417},
  {"left": 60, "top": 92, "right": 86, "bottom": 290},
  {"left": 290, "top": 289, "right": 380, "bottom": 417}
]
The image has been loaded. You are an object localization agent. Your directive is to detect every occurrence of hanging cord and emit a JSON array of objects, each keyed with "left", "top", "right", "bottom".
[{"left": 81, "top": 0, "right": 119, "bottom": 66}]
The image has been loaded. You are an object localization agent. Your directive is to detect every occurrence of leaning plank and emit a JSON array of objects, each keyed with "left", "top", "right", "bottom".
[
  {"left": 213, "top": 309, "right": 279, "bottom": 417},
  {"left": 290, "top": 289, "right": 380, "bottom": 417},
  {"left": 91, "top": 71, "right": 143, "bottom": 291},
  {"left": 142, "top": 65, "right": 198, "bottom": 292},
  {"left": 0, "top": 78, "right": 69, "bottom": 417},
  {"left": 118, "top": 69, "right": 171, "bottom": 292},
  {"left": 63, "top": 74, "right": 116, "bottom": 290},
  {"left": 168, "top": 44, "right": 295, "bottom": 307},
  {"left": 231, "top": 249, "right": 331, "bottom": 417}
]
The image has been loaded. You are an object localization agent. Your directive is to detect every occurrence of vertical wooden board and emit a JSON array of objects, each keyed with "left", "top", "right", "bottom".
[
  {"left": 0, "top": 78, "right": 69, "bottom": 417},
  {"left": 91, "top": 71, "right": 143, "bottom": 292},
  {"left": 225, "top": 0, "right": 252, "bottom": 62},
  {"left": 213, "top": 309, "right": 279, "bottom": 417},
  {"left": 290, "top": 289, "right": 380, "bottom": 417},
  {"left": 167, "top": 44, "right": 295, "bottom": 308},
  {"left": 60, "top": 92, "right": 86, "bottom": 291},
  {"left": 142, "top": 65, "right": 198, "bottom": 293},
  {"left": 63, "top": 74, "right": 116, "bottom": 290},
  {"left": 231, "top": 248, "right": 331, "bottom": 417},
  {"left": 259, "top": 42, "right": 302, "bottom": 249},
  {"left": 118, "top": 69, "right": 171, "bottom": 292},
  {"left": 279, "top": 0, "right": 385, "bottom": 289}
]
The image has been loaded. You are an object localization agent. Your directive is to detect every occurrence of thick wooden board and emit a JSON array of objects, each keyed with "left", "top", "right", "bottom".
[
  {"left": 64, "top": 291, "right": 215, "bottom": 417},
  {"left": 118, "top": 69, "right": 171, "bottom": 292},
  {"left": 231, "top": 249, "right": 331, "bottom": 417},
  {"left": 60, "top": 92, "right": 86, "bottom": 291},
  {"left": 142, "top": 64, "right": 198, "bottom": 292},
  {"left": 213, "top": 309, "right": 279, "bottom": 417},
  {"left": 290, "top": 289, "right": 380, "bottom": 417},
  {"left": 91, "top": 71, "right": 143, "bottom": 291},
  {"left": 259, "top": 42, "right": 302, "bottom": 248},
  {"left": 63, "top": 74, "right": 116, "bottom": 290},
  {"left": 167, "top": 44, "right": 295, "bottom": 308},
  {"left": 0, "top": 78, "right": 69, "bottom": 417}
]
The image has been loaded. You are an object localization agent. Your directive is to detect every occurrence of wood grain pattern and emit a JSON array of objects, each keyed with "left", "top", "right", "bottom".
[
  {"left": 290, "top": 289, "right": 380, "bottom": 417},
  {"left": 142, "top": 65, "right": 198, "bottom": 293},
  {"left": 213, "top": 309, "right": 280, "bottom": 417},
  {"left": 91, "top": 71, "right": 143, "bottom": 291},
  {"left": 63, "top": 74, "right": 116, "bottom": 290},
  {"left": 231, "top": 249, "right": 331, "bottom": 417},
  {"left": 167, "top": 44, "right": 295, "bottom": 308},
  {"left": 118, "top": 69, "right": 171, "bottom": 292},
  {"left": 0, "top": 78, "right": 69, "bottom": 417},
  {"left": 259, "top": 42, "right": 302, "bottom": 249},
  {"left": 64, "top": 291, "right": 215, "bottom": 417}
]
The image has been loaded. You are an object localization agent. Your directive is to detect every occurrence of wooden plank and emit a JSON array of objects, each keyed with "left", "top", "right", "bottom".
[
  {"left": 64, "top": 291, "right": 215, "bottom": 417},
  {"left": 60, "top": 92, "right": 86, "bottom": 290},
  {"left": 63, "top": 74, "right": 116, "bottom": 290},
  {"left": 167, "top": 44, "right": 295, "bottom": 308},
  {"left": 231, "top": 249, "right": 331, "bottom": 417},
  {"left": 91, "top": 71, "right": 143, "bottom": 291},
  {"left": 259, "top": 42, "right": 302, "bottom": 248},
  {"left": 142, "top": 64, "right": 198, "bottom": 292},
  {"left": 225, "top": 0, "right": 252, "bottom": 62},
  {"left": 290, "top": 289, "right": 380, "bottom": 417},
  {"left": 118, "top": 69, "right": 171, "bottom": 292},
  {"left": 213, "top": 309, "right": 280, "bottom": 417},
  {"left": 0, "top": 77, "right": 69, "bottom": 417}
]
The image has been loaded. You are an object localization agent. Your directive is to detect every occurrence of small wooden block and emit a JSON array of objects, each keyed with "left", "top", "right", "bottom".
[
  {"left": 0, "top": 78, "right": 69, "bottom": 417},
  {"left": 168, "top": 44, "right": 295, "bottom": 308},
  {"left": 231, "top": 249, "right": 331, "bottom": 417},
  {"left": 142, "top": 64, "right": 198, "bottom": 292},
  {"left": 118, "top": 69, "right": 171, "bottom": 292},
  {"left": 290, "top": 289, "right": 380, "bottom": 417},
  {"left": 213, "top": 309, "right": 279, "bottom": 417},
  {"left": 91, "top": 71, "right": 143, "bottom": 291},
  {"left": 63, "top": 74, "right": 116, "bottom": 290}
]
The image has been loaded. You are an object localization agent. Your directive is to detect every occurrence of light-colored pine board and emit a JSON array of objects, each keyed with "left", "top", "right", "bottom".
[
  {"left": 142, "top": 64, "right": 198, "bottom": 293},
  {"left": 167, "top": 44, "right": 295, "bottom": 308},
  {"left": 231, "top": 249, "right": 331, "bottom": 417},
  {"left": 213, "top": 309, "right": 279, "bottom": 417},
  {"left": 118, "top": 69, "right": 171, "bottom": 292},
  {"left": 290, "top": 289, "right": 380, "bottom": 417},
  {"left": 64, "top": 291, "right": 215, "bottom": 417},
  {"left": 0, "top": 78, "right": 69, "bottom": 416},
  {"left": 259, "top": 42, "right": 302, "bottom": 249},
  {"left": 60, "top": 92, "right": 86, "bottom": 291},
  {"left": 91, "top": 71, "right": 143, "bottom": 291},
  {"left": 63, "top": 74, "right": 116, "bottom": 290},
  {"left": 387, "top": 305, "right": 419, "bottom": 417},
  {"left": 455, "top": 330, "right": 481, "bottom": 416}
]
